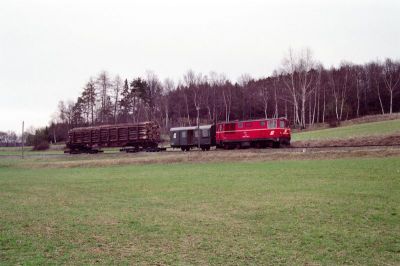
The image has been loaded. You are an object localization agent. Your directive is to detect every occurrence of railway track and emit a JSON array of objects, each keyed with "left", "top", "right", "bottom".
[{"left": 1, "top": 144, "right": 399, "bottom": 159}]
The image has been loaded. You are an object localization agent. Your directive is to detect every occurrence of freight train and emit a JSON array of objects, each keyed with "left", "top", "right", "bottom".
[{"left": 65, "top": 118, "right": 291, "bottom": 153}]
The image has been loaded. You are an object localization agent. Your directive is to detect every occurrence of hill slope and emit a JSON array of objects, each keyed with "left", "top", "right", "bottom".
[{"left": 292, "top": 119, "right": 400, "bottom": 142}]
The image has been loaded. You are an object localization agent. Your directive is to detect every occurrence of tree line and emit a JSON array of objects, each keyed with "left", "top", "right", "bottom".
[
  {"left": 42, "top": 49, "right": 399, "bottom": 143},
  {"left": 0, "top": 127, "right": 53, "bottom": 149}
]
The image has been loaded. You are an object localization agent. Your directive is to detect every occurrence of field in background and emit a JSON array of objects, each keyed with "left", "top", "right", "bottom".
[
  {"left": 1, "top": 115, "right": 400, "bottom": 157},
  {"left": 0, "top": 145, "right": 65, "bottom": 156},
  {"left": 292, "top": 119, "right": 400, "bottom": 142},
  {"left": 0, "top": 157, "right": 399, "bottom": 265},
  {"left": 0, "top": 145, "right": 121, "bottom": 156}
]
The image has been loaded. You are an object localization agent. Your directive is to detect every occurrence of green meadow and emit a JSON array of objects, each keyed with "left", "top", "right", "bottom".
[{"left": 1, "top": 157, "right": 399, "bottom": 265}]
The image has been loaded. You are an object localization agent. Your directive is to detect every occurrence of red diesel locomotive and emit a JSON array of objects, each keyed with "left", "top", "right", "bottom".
[{"left": 216, "top": 118, "right": 291, "bottom": 149}]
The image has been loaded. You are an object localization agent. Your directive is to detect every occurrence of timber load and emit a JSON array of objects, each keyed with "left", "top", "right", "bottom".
[{"left": 66, "top": 122, "right": 161, "bottom": 153}]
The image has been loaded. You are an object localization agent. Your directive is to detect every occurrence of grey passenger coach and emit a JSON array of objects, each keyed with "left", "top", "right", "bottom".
[{"left": 170, "top": 125, "right": 216, "bottom": 151}]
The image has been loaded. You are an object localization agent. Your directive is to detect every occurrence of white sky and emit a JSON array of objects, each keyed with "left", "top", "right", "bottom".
[{"left": 1, "top": 0, "right": 399, "bottom": 132}]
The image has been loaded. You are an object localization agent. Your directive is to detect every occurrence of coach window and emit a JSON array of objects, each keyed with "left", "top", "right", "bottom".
[
  {"left": 181, "top": 131, "right": 187, "bottom": 138},
  {"left": 238, "top": 122, "right": 243, "bottom": 128},
  {"left": 280, "top": 120, "right": 285, "bottom": 128},
  {"left": 194, "top": 130, "right": 199, "bottom": 138},
  {"left": 201, "top": 129, "right": 209, "bottom": 138},
  {"left": 173, "top": 132, "right": 177, "bottom": 139},
  {"left": 245, "top": 122, "right": 252, "bottom": 128},
  {"left": 260, "top": 121, "right": 265, "bottom": 127}
]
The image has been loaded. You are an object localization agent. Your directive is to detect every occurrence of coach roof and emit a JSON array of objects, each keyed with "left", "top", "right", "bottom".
[{"left": 170, "top": 124, "right": 213, "bottom": 131}]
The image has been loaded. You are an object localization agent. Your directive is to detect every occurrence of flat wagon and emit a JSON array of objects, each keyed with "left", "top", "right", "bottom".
[{"left": 65, "top": 122, "right": 161, "bottom": 153}]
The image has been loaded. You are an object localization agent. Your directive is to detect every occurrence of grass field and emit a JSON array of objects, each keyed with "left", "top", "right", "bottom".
[
  {"left": 1, "top": 157, "right": 399, "bottom": 265},
  {"left": 292, "top": 119, "right": 400, "bottom": 141}
]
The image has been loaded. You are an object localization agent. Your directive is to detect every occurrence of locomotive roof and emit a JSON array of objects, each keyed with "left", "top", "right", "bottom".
[
  {"left": 216, "top": 117, "right": 288, "bottom": 124},
  {"left": 170, "top": 124, "right": 213, "bottom": 131}
]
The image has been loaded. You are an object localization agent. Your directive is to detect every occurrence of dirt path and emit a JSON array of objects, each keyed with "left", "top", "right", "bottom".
[{"left": 4, "top": 145, "right": 399, "bottom": 169}]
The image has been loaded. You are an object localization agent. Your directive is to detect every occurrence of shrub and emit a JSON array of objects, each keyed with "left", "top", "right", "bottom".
[
  {"left": 33, "top": 141, "right": 50, "bottom": 151},
  {"left": 328, "top": 119, "right": 341, "bottom": 127}
]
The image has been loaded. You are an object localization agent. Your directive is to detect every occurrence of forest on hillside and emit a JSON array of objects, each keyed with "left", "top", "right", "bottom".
[{"left": 1, "top": 48, "right": 400, "bottom": 146}]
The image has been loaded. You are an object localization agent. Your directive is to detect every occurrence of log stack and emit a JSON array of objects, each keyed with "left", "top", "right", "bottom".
[{"left": 66, "top": 122, "right": 161, "bottom": 151}]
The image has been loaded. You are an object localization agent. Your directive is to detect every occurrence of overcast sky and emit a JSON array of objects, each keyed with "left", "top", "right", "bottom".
[{"left": 1, "top": 0, "right": 399, "bottom": 132}]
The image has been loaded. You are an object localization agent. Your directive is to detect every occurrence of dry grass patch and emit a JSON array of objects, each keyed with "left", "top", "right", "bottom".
[{"left": 3, "top": 146, "right": 400, "bottom": 170}]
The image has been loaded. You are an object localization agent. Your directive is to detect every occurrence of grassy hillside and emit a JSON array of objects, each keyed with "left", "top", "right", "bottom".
[
  {"left": 1, "top": 158, "right": 399, "bottom": 265},
  {"left": 292, "top": 119, "right": 400, "bottom": 141}
]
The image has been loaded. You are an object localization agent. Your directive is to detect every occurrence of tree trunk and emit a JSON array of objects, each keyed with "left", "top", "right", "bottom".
[
  {"left": 184, "top": 93, "right": 191, "bottom": 125},
  {"left": 356, "top": 79, "right": 360, "bottom": 117},
  {"left": 376, "top": 83, "right": 385, "bottom": 115},
  {"left": 284, "top": 100, "right": 288, "bottom": 118},
  {"left": 322, "top": 85, "right": 326, "bottom": 123},
  {"left": 389, "top": 91, "right": 393, "bottom": 114},
  {"left": 301, "top": 88, "right": 306, "bottom": 128}
]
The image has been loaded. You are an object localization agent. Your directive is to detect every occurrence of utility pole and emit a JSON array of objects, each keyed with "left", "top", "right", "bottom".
[
  {"left": 196, "top": 106, "right": 200, "bottom": 149},
  {"left": 21, "top": 121, "right": 24, "bottom": 159}
]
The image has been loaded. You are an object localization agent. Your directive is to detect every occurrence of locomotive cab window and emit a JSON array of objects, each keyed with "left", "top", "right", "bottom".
[
  {"left": 268, "top": 120, "right": 276, "bottom": 128},
  {"left": 279, "top": 120, "right": 285, "bottom": 128}
]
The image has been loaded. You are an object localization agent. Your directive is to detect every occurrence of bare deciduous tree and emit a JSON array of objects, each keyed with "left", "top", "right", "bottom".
[
  {"left": 162, "top": 78, "right": 175, "bottom": 129},
  {"left": 112, "top": 75, "right": 122, "bottom": 124},
  {"left": 281, "top": 48, "right": 315, "bottom": 128},
  {"left": 382, "top": 58, "right": 400, "bottom": 114},
  {"left": 328, "top": 63, "right": 352, "bottom": 122},
  {"left": 222, "top": 82, "right": 233, "bottom": 122},
  {"left": 367, "top": 62, "right": 385, "bottom": 114},
  {"left": 96, "top": 71, "right": 112, "bottom": 123}
]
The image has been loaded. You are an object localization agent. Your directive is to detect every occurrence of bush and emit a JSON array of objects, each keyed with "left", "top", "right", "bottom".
[
  {"left": 33, "top": 141, "right": 50, "bottom": 151},
  {"left": 29, "top": 127, "right": 50, "bottom": 150},
  {"left": 328, "top": 119, "right": 341, "bottom": 128}
]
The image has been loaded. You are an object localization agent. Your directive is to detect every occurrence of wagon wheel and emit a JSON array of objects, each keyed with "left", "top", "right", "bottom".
[{"left": 272, "top": 142, "right": 280, "bottom": 148}]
